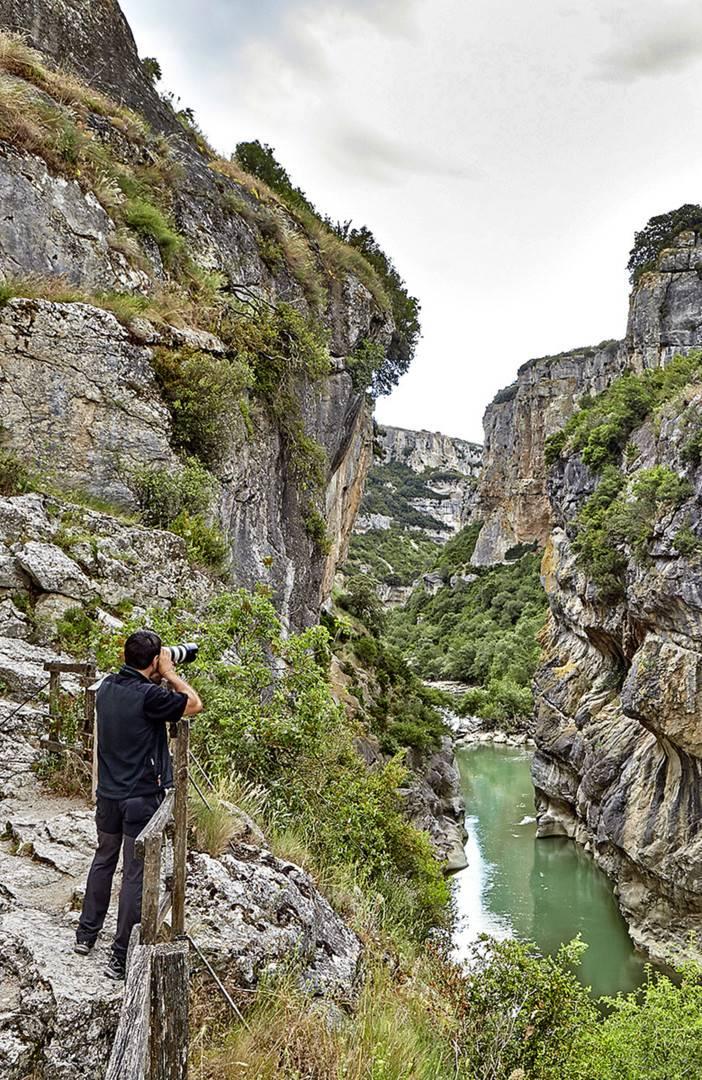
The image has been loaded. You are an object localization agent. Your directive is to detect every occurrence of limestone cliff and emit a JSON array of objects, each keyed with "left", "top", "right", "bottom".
[
  {"left": 472, "top": 231, "right": 702, "bottom": 566},
  {"left": 533, "top": 391, "right": 702, "bottom": 965},
  {"left": 355, "top": 425, "right": 482, "bottom": 541},
  {"left": 0, "top": 0, "right": 390, "bottom": 629}
]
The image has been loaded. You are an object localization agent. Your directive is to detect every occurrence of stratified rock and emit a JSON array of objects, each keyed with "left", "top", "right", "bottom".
[
  {"left": 0, "top": 299, "right": 177, "bottom": 506},
  {"left": 533, "top": 402, "right": 702, "bottom": 964},
  {"left": 404, "top": 737, "right": 468, "bottom": 873}
]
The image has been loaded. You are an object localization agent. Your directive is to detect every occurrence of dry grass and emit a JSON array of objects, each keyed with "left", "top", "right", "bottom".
[
  {"left": 192, "top": 953, "right": 452, "bottom": 1080},
  {"left": 190, "top": 774, "right": 268, "bottom": 857},
  {"left": 0, "top": 31, "right": 148, "bottom": 141}
]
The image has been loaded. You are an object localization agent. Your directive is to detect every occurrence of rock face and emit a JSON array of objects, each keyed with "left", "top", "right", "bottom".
[
  {"left": 472, "top": 231, "right": 702, "bottom": 566},
  {"left": 532, "top": 390, "right": 702, "bottom": 966},
  {"left": 404, "top": 737, "right": 468, "bottom": 873},
  {"left": 355, "top": 425, "right": 482, "bottom": 541},
  {"left": 0, "top": 491, "right": 361, "bottom": 1078},
  {"left": 0, "top": 0, "right": 391, "bottom": 630}
]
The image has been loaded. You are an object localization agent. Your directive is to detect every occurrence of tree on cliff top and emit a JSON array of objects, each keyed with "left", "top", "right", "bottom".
[
  {"left": 234, "top": 140, "right": 421, "bottom": 394},
  {"left": 628, "top": 203, "right": 702, "bottom": 282}
]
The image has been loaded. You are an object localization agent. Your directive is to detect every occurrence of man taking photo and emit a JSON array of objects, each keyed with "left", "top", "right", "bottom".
[{"left": 74, "top": 629, "right": 203, "bottom": 980}]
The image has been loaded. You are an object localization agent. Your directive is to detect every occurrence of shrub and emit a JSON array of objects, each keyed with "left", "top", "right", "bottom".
[
  {"left": 572, "top": 465, "right": 691, "bottom": 596},
  {"left": 151, "top": 347, "right": 252, "bottom": 467},
  {"left": 131, "top": 457, "right": 217, "bottom": 528},
  {"left": 123, "top": 197, "right": 182, "bottom": 263},
  {"left": 0, "top": 447, "right": 34, "bottom": 496},
  {"left": 339, "top": 575, "right": 386, "bottom": 635},
  {"left": 170, "top": 509, "right": 228, "bottom": 571},
  {"left": 552, "top": 352, "right": 702, "bottom": 472},
  {"left": 346, "top": 337, "right": 387, "bottom": 392}
]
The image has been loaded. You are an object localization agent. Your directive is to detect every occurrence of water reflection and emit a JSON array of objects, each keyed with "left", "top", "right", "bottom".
[{"left": 452, "top": 744, "right": 649, "bottom": 998}]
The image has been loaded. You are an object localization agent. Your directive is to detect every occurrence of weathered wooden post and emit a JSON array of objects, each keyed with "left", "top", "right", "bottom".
[
  {"left": 171, "top": 717, "right": 189, "bottom": 936},
  {"left": 47, "top": 665, "right": 61, "bottom": 742},
  {"left": 149, "top": 940, "right": 189, "bottom": 1080}
]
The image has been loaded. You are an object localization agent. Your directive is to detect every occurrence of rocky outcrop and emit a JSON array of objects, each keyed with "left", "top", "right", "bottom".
[
  {"left": 379, "top": 425, "right": 482, "bottom": 477},
  {"left": 403, "top": 737, "right": 468, "bottom": 873},
  {"left": 471, "top": 340, "right": 627, "bottom": 565},
  {"left": 0, "top": 491, "right": 362, "bottom": 1078},
  {"left": 532, "top": 399, "right": 702, "bottom": 966},
  {"left": 472, "top": 231, "right": 702, "bottom": 565},
  {"left": 0, "top": 0, "right": 392, "bottom": 629}
]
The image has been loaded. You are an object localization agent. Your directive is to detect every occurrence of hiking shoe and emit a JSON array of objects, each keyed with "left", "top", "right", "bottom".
[
  {"left": 74, "top": 940, "right": 94, "bottom": 956},
  {"left": 104, "top": 954, "right": 126, "bottom": 981}
]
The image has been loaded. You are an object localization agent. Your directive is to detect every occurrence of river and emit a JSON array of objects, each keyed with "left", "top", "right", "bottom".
[{"left": 452, "top": 742, "right": 649, "bottom": 999}]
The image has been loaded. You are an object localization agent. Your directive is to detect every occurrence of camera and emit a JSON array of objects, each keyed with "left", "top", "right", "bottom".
[{"left": 165, "top": 642, "right": 199, "bottom": 665}]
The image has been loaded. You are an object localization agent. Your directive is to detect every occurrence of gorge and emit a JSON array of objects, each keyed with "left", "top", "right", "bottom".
[{"left": 1, "top": 0, "right": 702, "bottom": 1076}]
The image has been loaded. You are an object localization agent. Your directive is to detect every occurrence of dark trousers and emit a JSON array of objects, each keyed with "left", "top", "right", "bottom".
[{"left": 77, "top": 792, "right": 163, "bottom": 960}]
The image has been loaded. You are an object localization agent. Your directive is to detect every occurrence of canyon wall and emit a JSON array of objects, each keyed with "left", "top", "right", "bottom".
[
  {"left": 0, "top": 0, "right": 389, "bottom": 630},
  {"left": 355, "top": 425, "right": 482, "bottom": 540},
  {"left": 472, "top": 231, "right": 702, "bottom": 565},
  {"left": 477, "top": 230, "right": 702, "bottom": 964}
]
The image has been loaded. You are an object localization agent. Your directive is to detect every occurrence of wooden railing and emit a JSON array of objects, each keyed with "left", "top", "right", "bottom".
[{"left": 106, "top": 717, "right": 190, "bottom": 1080}]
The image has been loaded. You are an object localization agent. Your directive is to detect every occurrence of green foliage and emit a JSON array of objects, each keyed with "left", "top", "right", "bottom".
[
  {"left": 336, "top": 223, "right": 421, "bottom": 396},
  {"left": 141, "top": 56, "right": 162, "bottom": 83},
  {"left": 673, "top": 524, "right": 702, "bottom": 557},
  {"left": 435, "top": 521, "right": 482, "bottom": 576},
  {"left": 346, "top": 338, "right": 387, "bottom": 392},
  {"left": 571, "top": 966, "right": 702, "bottom": 1079},
  {"left": 628, "top": 204, "right": 702, "bottom": 283},
  {"left": 122, "top": 197, "right": 182, "bottom": 263},
  {"left": 387, "top": 551, "right": 546, "bottom": 730},
  {"left": 572, "top": 466, "right": 691, "bottom": 597},
  {"left": 339, "top": 574, "right": 386, "bottom": 635},
  {"left": 151, "top": 347, "right": 252, "bottom": 467},
  {"left": 131, "top": 458, "right": 226, "bottom": 570},
  {"left": 548, "top": 352, "right": 702, "bottom": 471},
  {"left": 346, "top": 527, "right": 440, "bottom": 588},
  {"left": 105, "top": 588, "right": 447, "bottom": 935},
  {"left": 234, "top": 141, "right": 420, "bottom": 395},
  {"left": 0, "top": 447, "right": 34, "bottom": 496},
  {"left": 439, "top": 936, "right": 596, "bottom": 1079}
]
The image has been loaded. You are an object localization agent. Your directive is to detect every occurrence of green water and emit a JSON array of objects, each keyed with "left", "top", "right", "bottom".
[{"left": 453, "top": 743, "right": 649, "bottom": 999}]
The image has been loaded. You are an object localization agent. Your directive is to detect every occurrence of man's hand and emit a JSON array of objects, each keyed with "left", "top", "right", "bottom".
[{"left": 157, "top": 647, "right": 176, "bottom": 679}]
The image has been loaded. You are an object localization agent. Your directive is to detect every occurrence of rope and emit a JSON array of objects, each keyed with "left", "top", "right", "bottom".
[{"left": 0, "top": 678, "right": 51, "bottom": 734}]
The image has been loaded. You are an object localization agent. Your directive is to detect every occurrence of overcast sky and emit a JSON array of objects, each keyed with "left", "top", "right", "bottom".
[{"left": 121, "top": 0, "right": 702, "bottom": 443}]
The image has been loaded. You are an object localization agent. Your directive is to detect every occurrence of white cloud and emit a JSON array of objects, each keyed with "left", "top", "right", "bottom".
[{"left": 593, "top": 2, "right": 702, "bottom": 82}]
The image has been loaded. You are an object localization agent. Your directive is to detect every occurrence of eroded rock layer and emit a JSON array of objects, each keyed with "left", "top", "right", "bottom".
[{"left": 533, "top": 399, "right": 702, "bottom": 965}]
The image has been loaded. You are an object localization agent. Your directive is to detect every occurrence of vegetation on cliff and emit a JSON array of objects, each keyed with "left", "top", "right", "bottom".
[
  {"left": 545, "top": 351, "right": 702, "bottom": 596},
  {"left": 385, "top": 528, "right": 546, "bottom": 728},
  {"left": 628, "top": 203, "right": 702, "bottom": 283}
]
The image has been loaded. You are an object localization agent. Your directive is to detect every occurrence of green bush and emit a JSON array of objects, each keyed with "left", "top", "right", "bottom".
[
  {"left": 346, "top": 526, "right": 440, "bottom": 587},
  {"left": 549, "top": 352, "right": 702, "bottom": 472},
  {"left": 571, "top": 966, "right": 702, "bottom": 1079},
  {"left": 151, "top": 347, "right": 252, "bottom": 467},
  {"left": 628, "top": 204, "right": 702, "bottom": 283},
  {"left": 346, "top": 337, "right": 387, "bottom": 392},
  {"left": 339, "top": 575, "right": 386, "bottom": 635},
  {"left": 131, "top": 458, "right": 227, "bottom": 570},
  {"left": 572, "top": 465, "right": 691, "bottom": 597},
  {"left": 0, "top": 447, "right": 34, "bottom": 496},
  {"left": 122, "top": 197, "right": 182, "bottom": 263}
]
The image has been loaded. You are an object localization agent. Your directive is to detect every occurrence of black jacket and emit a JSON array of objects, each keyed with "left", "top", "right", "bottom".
[{"left": 95, "top": 665, "right": 188, "bottom": 800}]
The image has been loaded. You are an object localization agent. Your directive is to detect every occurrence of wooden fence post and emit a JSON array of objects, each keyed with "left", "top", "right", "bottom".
[
  {"left": 48, "top": 668, "right": 60, "bottom": 741},
  {"left": 141, "top": 832, "right": 163, "bottom": 946},
  {"left": 105, "top": 944, "right": 152, "bottom": 1080},
  {"left": 171, "top": 718, "right": 189, "bottom": 936},
  {"left": 149, "top": 940, "right": 189, "bottom": 1080}
]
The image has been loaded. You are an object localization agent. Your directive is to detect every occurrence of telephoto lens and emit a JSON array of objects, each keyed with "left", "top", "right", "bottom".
[{"left": 167, "top": 642, "right": 199, "bottom": 664}]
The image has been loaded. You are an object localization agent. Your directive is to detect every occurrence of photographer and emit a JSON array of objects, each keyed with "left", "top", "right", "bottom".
[{"left": 74, "top": 630, "right": 202, "bottom": 981}]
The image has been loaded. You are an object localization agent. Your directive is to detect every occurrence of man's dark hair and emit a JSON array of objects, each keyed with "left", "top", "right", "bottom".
[{"left": 124, "top": 630, "right": 161, "bottom": 670}]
